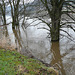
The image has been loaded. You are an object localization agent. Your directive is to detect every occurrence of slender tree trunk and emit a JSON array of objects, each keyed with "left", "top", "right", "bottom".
[
  {"left": 12, "top": 16, "right": 15, "bottom": 29},
  {"left": 12, "top": 8, "right": 19, "bottom": 29},
  {"left": 10, "top": 0, "right": 20, "bottom": 29},
  {"left": 3, "top": 13, "right": 6, "bottom": 25},
  {"left": 2, "top": 0, "right": 6, "bottom": 25}
]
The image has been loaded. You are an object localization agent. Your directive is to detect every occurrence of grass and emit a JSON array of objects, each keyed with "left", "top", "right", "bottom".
[{"left": 0, "top": 49, "right": 58, "bottom": 75}]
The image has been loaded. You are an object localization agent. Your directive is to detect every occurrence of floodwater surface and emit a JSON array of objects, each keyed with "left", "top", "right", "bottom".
[{"left": 0, "top": 16, "right": 75, "bottom": 75}]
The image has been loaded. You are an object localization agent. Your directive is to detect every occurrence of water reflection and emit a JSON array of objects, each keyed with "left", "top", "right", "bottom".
[
  {"left": 0, "top": 18, "right": 75, "bottom": 75},
  {"left": 50, "top": 42, "right": 66, "bottom": 75},
  {"left": 13, "top": 26, "right": 22, "bottom": 47},
  {"left": 5, "top": 26, "right": 8, "bottom": 37}
]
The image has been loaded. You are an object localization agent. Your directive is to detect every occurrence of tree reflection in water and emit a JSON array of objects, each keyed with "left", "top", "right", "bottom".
[
  {"left": 50, "top": 42, "right": 66, "bottom": 75},
  {"left": 12, "top": 26, "right": 22, "bottom": 50},
  {"left": 0, "top": 23, "right": 75, "bottom": 75},
  {"left": 12, "top": 25, "right": 33, "bottom": 57}
]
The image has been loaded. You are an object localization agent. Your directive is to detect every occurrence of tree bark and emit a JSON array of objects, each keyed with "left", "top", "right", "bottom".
[
  {"left": 50, "top": 7, "right": 61, "bottom": 41},
  {"left": 50, "top": 18, "right": 60, "bottom": 41}
]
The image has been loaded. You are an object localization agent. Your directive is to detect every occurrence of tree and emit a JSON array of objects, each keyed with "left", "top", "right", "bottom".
[
  {"left": 8, "top": 0, "right": 21, "bottom": 28},
  {"left": 8, "top": 0, "right": 30, "bottom": 29},
  {"left": 33, "top": 0, "right": 75, "bottom": 42},
  {"left": 0, "top": 0, "right": 31, "bottom": 29},
  {"left": 0, "top": 0, "right": 7, "bottom": 25}
]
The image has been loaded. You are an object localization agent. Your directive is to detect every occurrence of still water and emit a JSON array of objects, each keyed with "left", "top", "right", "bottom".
[{"left": 0, "top": 16, "right": 75, "bottom": 75}]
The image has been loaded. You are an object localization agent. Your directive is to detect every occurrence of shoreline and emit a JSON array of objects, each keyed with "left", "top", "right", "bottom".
[{"left": 0, "top": 48, "right": 59, "bottom": 75}]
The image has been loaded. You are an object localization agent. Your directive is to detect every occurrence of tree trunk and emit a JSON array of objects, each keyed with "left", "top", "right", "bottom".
[
  {"left": 50, "top": 7, "right": 61, "bottom": 42},
  {"left": 50, "top": 19, "right": 60, "bottom": 41},
  {"left": 12, "top": 16, "right": 15, "bottom": 29},
  {"left": 3, "top": 13, "right": 6, "bottom": 25}
]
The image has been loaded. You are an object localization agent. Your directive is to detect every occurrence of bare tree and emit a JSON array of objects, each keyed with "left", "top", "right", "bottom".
[
  {"left": 31, "top": 0, "right": 75, "bottom": 42},
  {"left": 0, "top": 0, "right": 7, "bottom": 25},
  {"left": 0, "top": 0, "right": 32, "bottom": 29},
  {"left": 8, "top": 0, "right": 20, "bottom": 28},
  {"left": 8, "top": 0, "right": 31, "bottom": 29}
]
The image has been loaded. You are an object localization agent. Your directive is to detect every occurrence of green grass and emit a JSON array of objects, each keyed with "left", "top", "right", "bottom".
[{"left": 0, "top": 49, "right": 58, "bottom": 75}]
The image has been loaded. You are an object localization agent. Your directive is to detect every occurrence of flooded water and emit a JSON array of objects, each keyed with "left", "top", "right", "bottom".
[{"left": 0, "top": 16, "right": 75, "bottom": 75}]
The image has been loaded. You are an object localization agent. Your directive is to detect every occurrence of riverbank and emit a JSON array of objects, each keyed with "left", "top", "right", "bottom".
[{"left": 0, "top": 49, "right": 58, "bottom": 75}]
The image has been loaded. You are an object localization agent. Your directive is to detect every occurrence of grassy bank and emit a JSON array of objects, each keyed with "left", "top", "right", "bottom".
[{"left": 0, "top": 49, "right": 58, "bottom": 75}]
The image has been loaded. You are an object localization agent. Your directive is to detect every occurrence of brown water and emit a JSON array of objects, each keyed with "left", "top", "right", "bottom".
[{"left": 0, "top": 18, "right": 75, "bottom": 75}]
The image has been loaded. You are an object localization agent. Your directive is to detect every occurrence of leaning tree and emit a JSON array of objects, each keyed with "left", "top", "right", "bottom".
[{"left": 32, "top": 0, "right": 75, "bottom": 42}]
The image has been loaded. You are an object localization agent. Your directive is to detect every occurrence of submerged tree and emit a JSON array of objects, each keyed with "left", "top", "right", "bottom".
[{"left": 32, "top": 0, "right": 75, "bottom": 41}]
